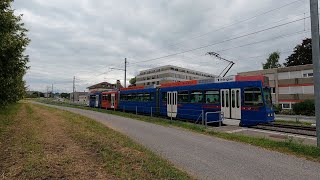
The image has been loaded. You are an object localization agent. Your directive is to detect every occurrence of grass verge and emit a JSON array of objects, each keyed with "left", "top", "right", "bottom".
[
  {"left": 36, "top": 99, "right": 320, "bottom": 162},
  {"left": 45, "top": 105, "right": 191, "bottom": 179},
  {"left": 275, "top": 119, "right": 314, "bottom": 126},
  {"left": 1, "top": 102, "right": 191, "bottom": 179}
]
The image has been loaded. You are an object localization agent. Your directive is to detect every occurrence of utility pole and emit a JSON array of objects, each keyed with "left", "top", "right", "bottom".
[
  {"left": 73, "top": 76, "right": 75, "bottom": 102},
  {"left": 124, "top": 58, "right": 127, "bottom": 88},
  {"left": 310, "top": 0, "right": 320, "bottom": 147}
]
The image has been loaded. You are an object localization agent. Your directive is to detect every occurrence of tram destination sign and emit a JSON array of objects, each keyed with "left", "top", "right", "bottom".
[{"left": 198, "top": 76, "right": 236, "bottom": 84}]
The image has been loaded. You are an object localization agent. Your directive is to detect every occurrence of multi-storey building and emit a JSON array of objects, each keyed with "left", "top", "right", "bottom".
[
  {"left": 238, "top": 64, "right": 314, "bottom": 109},
  {"left": 136, "top": 65, "right": 216, "bottom": 86}
]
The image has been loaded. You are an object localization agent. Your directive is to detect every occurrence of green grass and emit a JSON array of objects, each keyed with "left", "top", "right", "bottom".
[
  {"left": 37, "top": 104, "right": 192, "bottom": 179},
  {"left": 275, "top": 119, "right": 314, "bottom": 126},
  {"left": 1, "top": 102, "right": 191, "bottom": 179},
  {"left": 36, "top": 99, "right": 320, "bottom": 162},
  {"left": 0, "top": 103, "right": 50, "bottom": 179}
]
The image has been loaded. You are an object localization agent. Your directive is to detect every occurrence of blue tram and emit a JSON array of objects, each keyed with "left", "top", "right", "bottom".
[
  {"left": 88, "top": 92, "right": 102, "bottom": 108},
  {"left": 119, "top": 86, "right": 157, "bottom": 114},
  {"left": 158, "top": 77, "right": 274, "bottom": 127},
  {"left": 96, "top": 75, "right": 274, "bottom": 127}
]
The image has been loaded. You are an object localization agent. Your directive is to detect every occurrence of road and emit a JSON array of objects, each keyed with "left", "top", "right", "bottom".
[{"left": 35, "top": 103, "right": 320, "bottom": 180}]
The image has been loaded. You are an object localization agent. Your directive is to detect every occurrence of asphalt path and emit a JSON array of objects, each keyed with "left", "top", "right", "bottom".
[{"left": 34, "top": 102, "right": 320, "bottom": 180}]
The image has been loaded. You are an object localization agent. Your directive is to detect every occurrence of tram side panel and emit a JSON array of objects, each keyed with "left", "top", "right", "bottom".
[{"left": 118, "top": 88, "right": 157, "bottom": 114}]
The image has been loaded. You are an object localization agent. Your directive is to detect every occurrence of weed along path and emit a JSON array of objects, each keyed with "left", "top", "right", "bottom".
[
  {"left": 0, "top": 103, "right": 190, "bottom": 179},
  {"left": 33, "top": 102, "right": 320, "bottom": 180}
]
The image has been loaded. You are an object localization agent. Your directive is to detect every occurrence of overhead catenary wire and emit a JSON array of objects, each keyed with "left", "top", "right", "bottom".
[
  {"left": 127, "top": 16, "right": 309, "bottom": 66},
  {"left": 124, "top": 11, "right": 311, "bottom": 69},
  {"left": 102, "top": 1, "right": 306, "bottom": 71},
  {"left": 166, "top": 0, "right": 304, "bottom": 48},
  {"left": 76, "top": 1, "right": 308, "bottom": 88}
]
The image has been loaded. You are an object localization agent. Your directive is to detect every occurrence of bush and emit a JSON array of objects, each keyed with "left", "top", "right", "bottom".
[
  {"left": 273, "top": 104, "right": 282, "bottom": 114},
  {"left": 292, "top": 100, "right": 315, "bottom": 116},
  {"left": 280, "top": 109, "right": 295, "bottom": 115}
]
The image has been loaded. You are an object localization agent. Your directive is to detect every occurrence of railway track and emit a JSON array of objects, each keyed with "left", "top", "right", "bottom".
[{"left": 253, "top": 123, "right": 316, "bottom": 137}]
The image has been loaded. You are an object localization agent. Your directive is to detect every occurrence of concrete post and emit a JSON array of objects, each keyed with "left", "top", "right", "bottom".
[{"left": 310, "top": 0, "right": 320, "bottom": 147}]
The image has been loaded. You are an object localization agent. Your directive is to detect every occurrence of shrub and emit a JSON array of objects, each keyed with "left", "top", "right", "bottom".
[
  {"left": 292, "top": 100, "right": 315, "bottom": 116},
  {"left": 280, "top": 109, "right": 295, "bottom": 115},
  {"left": 273, "top": 104, "right": 282, "bottom": 114}
]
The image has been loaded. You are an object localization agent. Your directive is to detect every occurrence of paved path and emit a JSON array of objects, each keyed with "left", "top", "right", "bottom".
[{"left": 35, "top": 103, "right": 320, "bottom": 180}]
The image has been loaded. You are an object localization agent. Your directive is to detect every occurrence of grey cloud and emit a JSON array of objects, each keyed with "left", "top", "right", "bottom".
[{"left": 13, "top": 0, "right": 312, "bottom": 92}]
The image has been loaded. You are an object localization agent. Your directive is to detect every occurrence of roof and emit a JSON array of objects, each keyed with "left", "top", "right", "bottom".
[
  {"left": 238, "top": 64, "right": 313, "bottom": 75},
  {"left": 87, "top": 81, "right": 123, "bottom": 89}
]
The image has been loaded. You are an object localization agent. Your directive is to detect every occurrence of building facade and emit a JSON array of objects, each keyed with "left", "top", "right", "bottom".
[
  {"left": 238, "top": 64, "right": 314, "bottom": 109},
  {"left": 70, "top": 92, "right": 88, "bottom": 104},
  {"left": 136, "top": 65, "right": 216, "bottom": 86}
]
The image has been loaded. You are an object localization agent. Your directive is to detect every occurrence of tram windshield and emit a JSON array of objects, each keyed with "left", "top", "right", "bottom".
[{"left": 263, "top": 87, "right": 272, "bottom": 107}]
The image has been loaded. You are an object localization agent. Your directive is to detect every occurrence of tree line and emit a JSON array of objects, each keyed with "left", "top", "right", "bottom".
[
  {"left": 263, "top": 38, "right": 313, "bottom": 69},
  {"left": 0, "top": 0, "right": 30, "bottom": 107}
]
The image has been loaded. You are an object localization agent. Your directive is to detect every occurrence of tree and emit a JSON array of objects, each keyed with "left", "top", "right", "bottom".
[
  {"left": 0, "top": 0, "right": 30, "bottom": 107},
  {"left": 60, "top": 93, "right": 70, "bottom": 99},
  {"left": 284, "top": 38, "right": 312, "bottom": 67},
  {"left": 129, "top": 77, "right": 136, "bottom": 86},
  {"left": 262, "top": 51, "right": 281, "bottom": 69}
]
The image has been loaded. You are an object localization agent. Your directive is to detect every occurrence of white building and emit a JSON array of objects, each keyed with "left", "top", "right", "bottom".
[{"left": 136, "top": 65, "right": 216, "bottom": 86}]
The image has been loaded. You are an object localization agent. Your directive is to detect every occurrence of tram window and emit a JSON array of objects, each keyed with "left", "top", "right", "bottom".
[
  {"left": 236, "top": 90, "right": 240, "bottom": 108},
  {"left": 226, "top": 91, "right": 229, "bottom": 107},
  {"left": 190, "top": 91, "right": 203, "bottom": 103},
  {"left": 137, "top": 93, "right": 144, "bottom": 101},
  {"left": 162, "top": 92, "right": 167, "bottom": 102},
  {"left": 126, "top": 94, "right": 132, "bottom": 101},
  {"left": 244, "top": 87, "right": 263, "bottom": 106},
  {"left": 131, "top": 93, "right": 138, "bottom": 101},
  {"left": 90, "top": 95, "right": 96, "bottom": 100},
  {"left": 107, "top": 94, "right": 111, "bottom": 101},
  {"left": 150, "top": 93, "right": 155, "bottom": 101},
  {"left": 205, "top": 90, "right": 219, "bottom": 104},
  {"left": 222, "top": 91, "right": 225, "bottom": 107},
  {"left": 143, "top": 93, "right": 150, "bottom": 102},
  {"left": 232, "top": 91, "right": 235, "bottom": 108},
  {"left": 178, "top": 91, "right": 189, "bottom": 103},
  {"left": 120, "top": 94, "right": 127, "bottom": 101}
]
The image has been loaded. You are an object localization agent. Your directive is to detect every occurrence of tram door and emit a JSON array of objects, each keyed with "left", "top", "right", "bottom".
[
  {"left": 221, "top": 89, "right": 242, "bottom": 119},
  {"left": 95, "top": 95, "right": 99, "bottom": 108},
  {"left": 230, "top": 89, "right": 241, "bottom": 119},
  {"left": 167, "top": 91, "right": 177, "bottom": 118},
  {"left": 111, "top": 94, "right": 115, "bottom": 108},
  {"left": 221, "top": 89, "right": 230, "bottom": 118}
]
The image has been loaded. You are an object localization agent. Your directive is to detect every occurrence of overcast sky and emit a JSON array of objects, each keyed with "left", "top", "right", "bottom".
[{"left": 13, "top": 0, "right": 312, "bottom": 92}]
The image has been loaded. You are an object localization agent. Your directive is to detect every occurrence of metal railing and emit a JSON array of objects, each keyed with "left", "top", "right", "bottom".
[{"left": 205, "top": 111, "right": 224, "bottom": 127}]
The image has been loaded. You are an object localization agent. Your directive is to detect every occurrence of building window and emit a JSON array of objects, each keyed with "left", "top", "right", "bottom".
[
  {"left": 281, "top": 103, "right": 291, "bottom": 109},
  {"left": 271, "top": 87, "right": 276, "bottom": 94},
  {"left": 156, "top": 81, "right": 159, "bottom": 85},
  {"left": 303, "top": 73, "right": 313, "bottom": 77}
]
